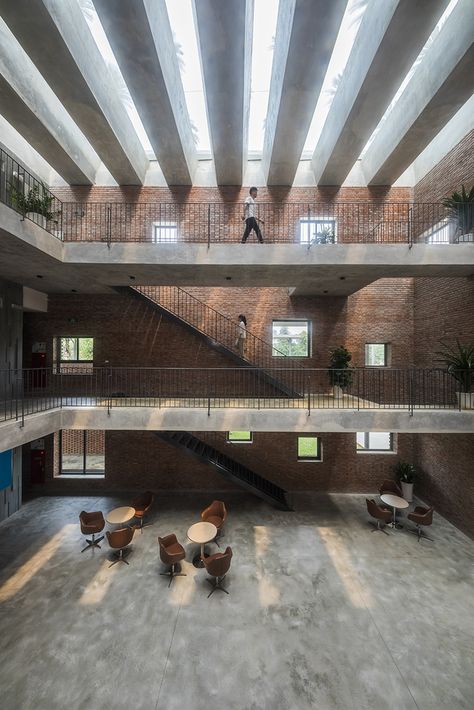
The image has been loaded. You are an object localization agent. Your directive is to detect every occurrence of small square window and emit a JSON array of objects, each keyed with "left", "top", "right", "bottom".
[
  {"left": 297, "top": 436, "right": 322, "bottom": 461},
  {"left": 300, "top": 219, "right": 336, "bottom": 244},
  {"left": 57, "top": 337, "right": 93, "bottom": 374},
  {"left": 365, "top": 343, "right": 390, "bottom": 367},
  {"left": 227, "top": 431, "right": 253, "bottom": 443},
  {"left": 356, "top": 432, "right": 394, "bottom": 453},
  {"left": 272, "top": 320, "right": 310, "bottom": 357},
  {"left": 153, "top": 221, "right": 178, "bottom": 242},
  {"left": 56, "top": 430, "right": 105, "bottom": 477}
]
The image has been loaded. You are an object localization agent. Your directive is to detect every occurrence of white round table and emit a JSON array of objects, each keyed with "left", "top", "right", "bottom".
[
  {"left": 187, "top": 521, "right": 217, "bottom": 568},
  {"left": 106, "top": 506, "right": 136, "bottom": 527},
  {"left": 380, "top": 494, "right": 409, "bottom": 529}
]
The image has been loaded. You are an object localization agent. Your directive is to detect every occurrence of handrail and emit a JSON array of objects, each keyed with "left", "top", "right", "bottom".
[{"left": 0, "top": 366, "right": 468, "bottom": 425}]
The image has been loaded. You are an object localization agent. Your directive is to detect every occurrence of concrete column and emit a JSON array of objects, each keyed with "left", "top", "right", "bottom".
[
  {"left": 262, "top": 0, "right": 347, "bottom": 186},
  {"left": 0, "top": 0, "right": 149, "bottom": 185},
  {"left": 0, "top": 20, "right": 99, "bottom": 185},
  {"left": 193, "top": 0, "right": 253, "bottom": 185},
  {"left": 311, "top": 0, "right": 449, "bottom": 186},
  {"left": 94, "top": 0, "right": 197, "bottom": 186},
  {"left": 363, "top": 0, "right": 474, "bottom": 186}
]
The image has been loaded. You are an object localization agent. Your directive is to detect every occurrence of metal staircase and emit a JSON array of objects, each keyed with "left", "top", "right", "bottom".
[
  {"left": 155, "top": 431, "right": 290, "bottom": 510},
  {"left": 126, "top": 285, "right": 305, "bottom": 397}
]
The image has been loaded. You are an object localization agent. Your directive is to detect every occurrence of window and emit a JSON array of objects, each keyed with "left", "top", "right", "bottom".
[
  {"left": 297, "top": 436, "right": 322, "bottom": 461},
  {"left": 365, "top": 343, "right": 390, "bottom": 367},
  {"left": 272, "top": 320, "right": 310, "bottom": 357},
  {"left": 300, "top": 219, "right": 336, "bottom": 245},
  {"left": 57, "top": 336, "right": 93, "bottom": 373},
  {"left": 356, "top": 432, "right": 394, "bottom": 453},
  {"left": 153, "top": 221, "right": 178, "bottom": 243},
  {"left": 57, "top": 430, "right": 105, "bottom": 476},
  {"left": 227, "top": 431, "right": 252, "bottom": 443}
]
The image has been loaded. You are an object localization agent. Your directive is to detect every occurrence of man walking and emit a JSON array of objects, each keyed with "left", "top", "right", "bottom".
[{"left": 241, "top": 187, "right": 264, "bottom": 243}]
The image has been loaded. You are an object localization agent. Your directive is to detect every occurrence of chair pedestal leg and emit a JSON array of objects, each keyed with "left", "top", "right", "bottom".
[
  {"left": 369, "top": 520, "right": 390, "bottom": 535},
  {"left": 81, "top": 532, "right": 105, "bottom": 553},
  {"left": 408, "top": 525, "right": 434, "bottom": 542},
  {"left": 160, "top": 562, "right": 186, "bottom": 587},
  {"left": 206, "top": 575, "right": 229, "bottom": 598},
  {"left": 109, "top": 547, "right": 131, "bottom": 567}
]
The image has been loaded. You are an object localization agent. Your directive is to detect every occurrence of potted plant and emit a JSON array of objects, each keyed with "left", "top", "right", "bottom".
[
  {"left": 315, "top": 227, "right": 336, "bottom": 244},
  {"left": 442, "top": 184, "right": 474, "bottom": 242},
  {"left": 10, "top": 182, "right": 56, "bottom": 229},
  {"left": 436, "top": 339, "right": 474, "bottom": 410},
  {"left": 394, "top": 461, "right": 416, "bottom": 502},
  {"left": 328, "top": 345, "right": 353, "bottom": 398}
]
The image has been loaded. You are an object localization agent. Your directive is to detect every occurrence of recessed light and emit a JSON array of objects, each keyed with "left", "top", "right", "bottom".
[
  {"left": 323, "top": 290, "right": 328, "bottom": 294},
  {"left": 129, "top": 275, "right": 136, "bottom": 280},
  {"left": 71, "top": 289, "right": 77, "bottom": 293},
  {"left": 225, "top": 276, "right": 232, "bottom": 281},
  {"left": 36, "top": 274, "right": 43, "bottom": 279},
  {"left": 339, "top": 276, "right": 346, "bottom": 280}
]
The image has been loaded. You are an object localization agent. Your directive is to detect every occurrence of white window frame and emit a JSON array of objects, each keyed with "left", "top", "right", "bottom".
[
  {"left": 365, "top": 343, "right": 391, "bottom": 367},
  {"left": 297, "top": 436, "right": 323, "bottom": 462},
  {"left": 227, "top": 431, "right": 253, "bottom": 444},
  {"left": 272, "top": 320, "right": 310, "bottom": 358},
  {"left": 299, "top": 218, "right": 337, "bottom": 245},
  {"left": 356, "top": 432, "right": 395, "bottom": 454},
  {"left": 153, "top": 221, "right": 178, "bottom": 243}
]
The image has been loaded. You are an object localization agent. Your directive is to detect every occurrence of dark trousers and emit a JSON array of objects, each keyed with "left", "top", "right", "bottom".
[{"left": 242, "top": 217, "right": 263, "bottom": 243}]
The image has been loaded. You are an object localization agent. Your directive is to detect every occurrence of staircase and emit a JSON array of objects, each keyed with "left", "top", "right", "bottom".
[
  {"left": 127, "top": 285, "right": 305, "bottom": 397},
  {"left": 156, "top": 431, "right": 290, "bottom": 510}
]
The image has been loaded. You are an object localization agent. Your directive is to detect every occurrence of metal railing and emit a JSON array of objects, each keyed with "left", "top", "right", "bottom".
[
  {"left": 0, "top": 147, "right": 63, "bottom": 237},
  {"left": 0, "top": 367, "right": 468, "bottom": 426},
  {"left": 135, "top": 286, "right": 306, "bottom": 376}
]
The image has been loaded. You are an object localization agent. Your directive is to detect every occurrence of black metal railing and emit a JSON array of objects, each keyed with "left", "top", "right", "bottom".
[
  {"left": 0, "top": 147, "right": 63, "bottom": 237},
  {"left": 135, "top": 286, "right": 305, "bottom": 376},
  {"left": 0, "top": 367, "right": 469, "bottom": 425}
]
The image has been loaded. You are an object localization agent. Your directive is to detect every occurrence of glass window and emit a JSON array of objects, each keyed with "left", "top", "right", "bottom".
[
  {"left": 356, "top": 432, "right": 394, "bottom": 452},
  {"left": 297, "top": 436, "right": 322, "bottom": 461},
  {"left": 227, "top": 431, "right": 253, "bottom": 443},
  {"left": 272, "top": 320, "right": 310, "bottom": 357},
  {"left": 57, "top": 337, "right": 93, "bottom": 374},
  {"left": 58, "top": 430, "right": 105, "bottom": 476},
  {"left": 153, "top": 221, "right": 178, "bottom": 243},
  {"left": 365, "top": 343, "right": 390, "bottom": 367},
  {"left": 300, "top": 219, "right": 336, "bottom": 244}
]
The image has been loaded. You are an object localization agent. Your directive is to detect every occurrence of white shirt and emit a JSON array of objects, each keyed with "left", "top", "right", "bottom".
[
  {"left": 238, "top": 320, "right": 247, "bottom": 339},
  {"left": 244, "top": 195, "right": 256, "bottom": 219}
]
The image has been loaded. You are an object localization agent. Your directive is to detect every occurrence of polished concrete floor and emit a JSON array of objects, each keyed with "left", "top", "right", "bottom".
[{"left": 0, "top": 492, "right": 473, "bottom": 710}]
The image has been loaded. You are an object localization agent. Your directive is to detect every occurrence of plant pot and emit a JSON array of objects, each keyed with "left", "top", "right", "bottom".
[
  {"left": 333, "top": 385, "right": 343, "bottom": 399},
  {"left": 401, "top": 482, "right": 413, "bottom": 502},
  {"left": 26, "top": 212, "right": 47, "bottom": 229},
  {"left": 456, "top": 392, "right": 474, "bottom": 409}
]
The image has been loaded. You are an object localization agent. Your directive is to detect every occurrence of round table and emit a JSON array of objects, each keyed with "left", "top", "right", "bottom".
[
  {"left": 106, "top": 506, "right": 136, "bottom": 527},
  {"left": 187, "top": 521, "right": 217, "bottom": 568},
  {"left": 380, "top": 494, "right": 409, "bottom": 529}
]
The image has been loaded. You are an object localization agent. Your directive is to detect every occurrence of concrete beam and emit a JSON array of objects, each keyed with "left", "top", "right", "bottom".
[
  {"left": 94, "top": 0, "right": 197, "bottom": 186},
  {"left": 193, "top": 0, "right": 253, "bottom": 185},
  {"left": 0, "top": 20, "right": 99, "bottom": 184},
  {"left": 312, "top": 0, "right": 449, "bottom": 186},
  {"left": 363, "top": 0, "right": 474, "bottom": 186},
  {"left": 262, "top": 0, "right": 347, "bottom": 186},
  {"left": 0, "top": 0, "right": 148, "bottom": 185}
]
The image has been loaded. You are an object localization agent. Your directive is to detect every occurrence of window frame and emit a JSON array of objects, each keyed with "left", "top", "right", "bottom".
[
  {"left": 299, "top": 218, "right": 337, "bottom": 245},
  {"left": 153, "top": 221, "right": 178, "bottom": 243},
  {"left": 365, "top": 343, "right": 391, "bottom": 367},
  {"left": 56, "top": 336, "right": 94, "bottom": 374},
  {"left": 57, "top": 429, "right": 105, "bottom": 477},
  {"left": 227, "top": 431, "right": 253, "bottom": 444},
  {"left": 272, "top": 319, "right": 311, "bottom": 358},
  {"left": 297, "top": 436, "right": 323, "bottom": 462},
  {"left": 356, "top": 432, "right": 395, "bottom": 454}
]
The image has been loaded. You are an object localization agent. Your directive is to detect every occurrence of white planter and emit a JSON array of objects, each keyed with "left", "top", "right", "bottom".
[
  {"left": 456, "top": 392, "right": 474, "bottom": 410},
  {"left": 26, "top": 212, "right": 47, "bottom": 229},
  {"left": 401, "top": 481, "right": 413, "bottom": 502},
  {"left": 333, "top": 385, "right": 343, "bottom": 399}
]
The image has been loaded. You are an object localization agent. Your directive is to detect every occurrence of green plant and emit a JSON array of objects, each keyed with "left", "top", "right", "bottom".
[
  {"left": 436, "top": 339, "right": 474, "bottom": 393},
  {"left": 10, "top": 182, "right": 55, "bottom": 220},
  {"left": 328, "top": 345, "right": 353, "bottom": 389},
  {"left": 442, "top": 184, "right": 474, "bottom": 235},
  {"left": 394, "top": 461, "right": 416, "bottom": 483},
  {"left": 315, "top": 227, "right": 335, "bottom": 244}
]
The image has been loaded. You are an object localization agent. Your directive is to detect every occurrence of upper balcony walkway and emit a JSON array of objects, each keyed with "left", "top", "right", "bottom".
[
  {"left": 1, "top": 147, "right": 473, "bottom": 294},
  {"left": 1, "top": 367, "right": 473, "bottom": 451}
]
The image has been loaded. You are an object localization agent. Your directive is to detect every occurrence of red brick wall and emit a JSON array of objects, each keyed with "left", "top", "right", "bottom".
[{"left": 414, "top": 129, "right": 474, "bottom": 203}]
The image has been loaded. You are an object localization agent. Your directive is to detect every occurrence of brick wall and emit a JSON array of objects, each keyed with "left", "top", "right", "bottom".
[{"left": 414, "top": 129, "right": 474, "bottom": 203}]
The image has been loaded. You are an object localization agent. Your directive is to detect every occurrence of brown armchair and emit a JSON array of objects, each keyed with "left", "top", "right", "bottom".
[
  {"left": 131, "top": 490, "right": 154, "bottom": 533},
  {"left": 201, "top": 500, "right": 227, "bottom": 545},
  {"left": 158, "top": 534, "right": 186, "bottom": 587},
  {"left": 379, "top": 479, "right": 402, "bottom": 497},
  {"left": 106, "top": 527, "right": 134, "bottom": 567},
  {"left": 366, "top": 498, "right": 392, "bottom": 535},
  {"left": 79, "top": 510, "right": 105, "bottom": 553},
  {"left": 203, "top": 546, "right": 233, "bottom": 598},
  {"left": 408, "top": 506, "right": 434, "bottom": 542}
]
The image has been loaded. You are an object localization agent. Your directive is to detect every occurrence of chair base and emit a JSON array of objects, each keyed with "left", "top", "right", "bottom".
[
  {"left": 134, "top": 519, "right": 153, "bottom": 534},
  {"left": 109, "top": 548, "right": 131, "bottom": 567},
  {"left": 81, "top": 533, "right": 104, "bottom": 553},
  {"left": 206, "top": 575, "right": 229, "bottom": 598},
  {"left": 160, "top": 562, "right": 186, "bottom": 587},
  {"left": 193, "top": 552, "right": 210, "bottom": 568},
  {"left": 369, "top": 521, "right": 390, "bottom": 535},
  {"left": 409, "top": 526, "right": 433, "bottom": 542}
]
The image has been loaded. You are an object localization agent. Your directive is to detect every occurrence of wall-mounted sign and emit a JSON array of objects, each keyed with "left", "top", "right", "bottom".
[{"left": 32, "top": 342, "right": 46, "bottom": 353}]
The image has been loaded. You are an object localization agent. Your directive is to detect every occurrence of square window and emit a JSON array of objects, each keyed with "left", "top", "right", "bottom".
[
  {"left": 356, "top": 432, "right": 394, "bottom": 453},
  {"left": 300, "top": 219, "right": 336, "bottom": 244},
  {"left": 365, "top": 343, "right": 390, "bottom": 367},
  {"left": 153, "top": 221, "right": 178, "bottom": 242},
  {"left": 297, "top": 436, "right": 322, "bottom": 461},
  {"left": 57, "top": 337, "right": 93, "bottom": 374},
  {"left": 227, "top": 431, "right": 252, "bottom": 443},
  {"left": 272, "top": 320, "right": 310, "bottom": 357},
  {"left": 56, "top": 430, "right": 105, "bottom": 477}
]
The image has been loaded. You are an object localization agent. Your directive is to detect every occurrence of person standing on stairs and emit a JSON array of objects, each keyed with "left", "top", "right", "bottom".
[
  {"left": 241, "top": 187, "right": 264, "bottom": 243},
  {"left": 236, "top": 314, "right": 247, "bottom": 358}
]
